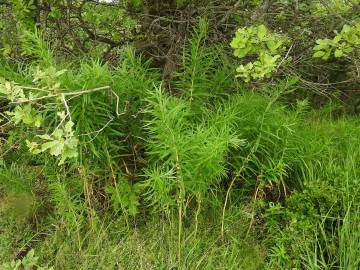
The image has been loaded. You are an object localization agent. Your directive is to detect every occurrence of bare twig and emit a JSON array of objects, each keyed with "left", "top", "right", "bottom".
[
  {"left": 77, "top": 1, "right": 134, "bottom": 47},
  {"left": 218, "top": 0, "right": 242, "bottom": 25},
  {"left": 11, "top": 86, "right": 111, "bottom": 104},
  {"left": 61, "top": 94, "right": 72, "bottom": 122},
  {"left": 63, "top": 86, "right": 111, "bottom": 96},
  {"left": 21, "top": 86, "right": 51, "bottom": 93},
  {"left": 11, "top": 94, "right": 58, "bottom": 104},
  {"left": 80, "top": 117, "right": 115, "bottom": 143},
  {"left": 276, "top": 44, "right": 293, "bottom": 69}
]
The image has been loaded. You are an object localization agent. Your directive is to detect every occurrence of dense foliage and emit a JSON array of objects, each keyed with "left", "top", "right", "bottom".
[{"left": 1, "top": 0, "right": 360, "bottom": 269}]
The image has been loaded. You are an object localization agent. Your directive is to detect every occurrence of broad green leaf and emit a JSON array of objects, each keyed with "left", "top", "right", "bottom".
[
  {"left": 41, "top": 140, "right": 59, "bottom": 152},
  {"left": 322, "top": 49, "right": 331, "bottom": 60},
  {"left": 267, "top": 39, "right": 283, "bottom": 52},
  {"left": 234, "top": 47, "right": 251, "bottom": 58},
  {"left": 33, "top": 115, "right": 42, "bottom": 128},
  {"left": 334, "top": 49, "right": 343, "bottom": 58},
  {"left": 313, "top": 44, "right": 328, "bottom": 51},
  {"left": 38, "top": 134, "right": 52, "bottom": 140},
  {"left": 313, "top": 50, "right": 326, "bottom": 58},
  {"left": 257, "top": 24, "right": 267, "bottom": 39},
  {"left": 342, "top": 24, "right": 351, "bottom": 33},
  {"left": 316, "top": 39, "right": 331, "bottom": 45},
  {"left": 333, "top": 34, "right": 342, "bottom": 43},
  {"left": 26, "top": 140, "right": 38, "bottom": 151},
  {"left": 52, "top": 128, "right": 64, "bottom": 139},
  {"left": 48, "top": 142, "right": 64, "bottom": 156},
  {"left": 57, "top": 111, "right": 66, "bottom": 120},
  {"left": 343, "top": 47, "right": 353, "bottom": 53},
  {"left": 64, "top": 121, "right": 74, "bottom": 134},
  {"left": 66, "top": 137, "right": 78, "bottom": 149},
  {"left": 32, "top": 149, "right": 42, "bottom": 155}
]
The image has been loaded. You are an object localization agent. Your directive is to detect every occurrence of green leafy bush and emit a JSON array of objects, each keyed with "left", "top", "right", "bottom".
[
  {"left": 231, "top": 24, "right": 288, "bottom": 81},
  {"left": 313, "top": 22, "right": 360, "bottom": 60}
]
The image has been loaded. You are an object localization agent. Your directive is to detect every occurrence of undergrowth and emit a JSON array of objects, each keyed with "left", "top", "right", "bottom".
[{"left": 1, "top": 19, "right": 360, "bottom": 270}]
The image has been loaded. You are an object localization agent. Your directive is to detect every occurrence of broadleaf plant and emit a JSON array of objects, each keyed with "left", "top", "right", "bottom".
[
  {"left": 231, "top": 24, "right": 288, "bottom": 82},
  {"left": 313, "top": 22, "right": 360, "bottom": 60},
  {"left": 0, "top": 65, "right": 117, "bottom": 165}
]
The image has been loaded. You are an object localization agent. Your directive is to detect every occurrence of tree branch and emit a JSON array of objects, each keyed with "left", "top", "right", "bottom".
[{"left": 76, "top": 0, "right": 133, "bottom": 47}]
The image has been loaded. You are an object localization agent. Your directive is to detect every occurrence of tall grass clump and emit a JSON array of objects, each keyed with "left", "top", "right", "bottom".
[{"left": 264, "top": 114, "right": 360, "bottom": 268}]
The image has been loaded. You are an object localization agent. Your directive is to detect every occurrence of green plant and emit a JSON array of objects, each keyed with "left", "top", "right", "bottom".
[
  {"left": 145, "top": 86, "right": 242, "bottom": 199},
  {"left": 105, "top": 178, "right": 141, "bottom": 217},
  {"left": 313, "top": 22, "right": 360, "bottom": 60},
  {"left": 3, "top": 3, "right": 360, "bottom": 269},
  {"left": 12, "top": 0, "right": 38, "bottom": 28},
  {"left": 0, "top": 57, "right": 132, "bottom": 165},
  {"left": 231, "top": 24, "right": 288, "bottom": 82},
  {"left": 176, "top": 18, "right": 211, "bottom": 103},
  {"left": 0, "top": 68, "right": 79, "bottom": 164},
  {"left": 140, "top": 166, "right": 176, "bottom": 215},
  {"left": 21, "top": 28, "right": 54, "bottom": 67},
  {"left": 144, "top": 85, "right": 242, "bottom": 262},
  {"left": 1, "top": 249, "right": 53, "bottom": 270},
  {"left": 311, "top": 0, "right": 359, "bottom": 15},
  {"left": 302, "top": 204, "right": 360, "bottom": 270}
]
